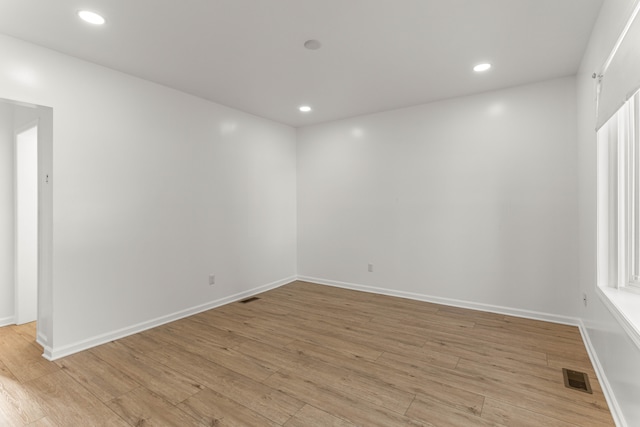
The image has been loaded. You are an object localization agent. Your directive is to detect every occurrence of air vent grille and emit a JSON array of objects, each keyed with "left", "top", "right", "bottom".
[{"left": 562, "top": 368, "right": 592, "bottom": 394}]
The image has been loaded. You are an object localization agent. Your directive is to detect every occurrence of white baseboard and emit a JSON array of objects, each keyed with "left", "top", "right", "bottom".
[
  {"left": 297, "top": 275, "right": 580, "bottom": 326},
  {"left": 37, "top": 332, "right": 49, "bottom": 360},
  {"left": 43, "top": 276, "right": 296, "bottom": 361},
  {"left": 37, "top": 331, "right": 48, "bottom": 346},
  {"left": 0, "top": 316, "right": 14, "bottom": 327},
  {"left": 578, "top": 320, "right": 627, "bottom": 427}
]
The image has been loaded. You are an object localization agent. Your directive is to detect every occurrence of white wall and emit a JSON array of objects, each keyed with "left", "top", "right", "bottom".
[
  {"left": 0, "top": 101, "right": 14, "bottom": 325},
  {"left": 578, "top": 0, "right": 640, "bottom": 425},
  {"left": 298, "top": 77, "right": 578, "bottom": 320},
  {"left": 0, "top": 33, "right": 297, "bottom": 358}
]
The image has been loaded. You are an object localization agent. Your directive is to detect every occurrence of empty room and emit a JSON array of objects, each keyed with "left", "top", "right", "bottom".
[{"left": 0, "top": 0, "right": 639, "bottom": 426}]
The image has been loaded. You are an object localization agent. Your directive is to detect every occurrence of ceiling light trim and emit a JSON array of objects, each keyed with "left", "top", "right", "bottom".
[
  {"left": 473, "top": 63, "right": 492, "bottom": 72},
  {"left": 77, "top": 10, "right": 106, "bottom": 25}
]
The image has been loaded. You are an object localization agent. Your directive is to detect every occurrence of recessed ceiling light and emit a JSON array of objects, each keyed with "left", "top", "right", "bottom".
[
  {"left": 78, "top": 10, "right": 106, "bottom": 25},
  {"left": 299, "top": 105, "right": 312, "bottom": 112},
  {"left": 473, "top": 63, "right": 492, "bottom": 72}
]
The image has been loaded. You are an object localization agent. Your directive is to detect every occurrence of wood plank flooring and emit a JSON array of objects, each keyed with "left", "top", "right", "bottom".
[{"left": 0, "top": 281, "right": 614, "bottom": 426}]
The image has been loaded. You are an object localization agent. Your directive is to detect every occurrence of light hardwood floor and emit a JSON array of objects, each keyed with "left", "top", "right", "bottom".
[{"left": 0, "top": 281, "right": 614, "bottom": 426}]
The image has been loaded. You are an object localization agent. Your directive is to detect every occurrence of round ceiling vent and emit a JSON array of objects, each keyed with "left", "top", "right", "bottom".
[{"left": 304, "top": 40, "right": 322, "bottom": 50}]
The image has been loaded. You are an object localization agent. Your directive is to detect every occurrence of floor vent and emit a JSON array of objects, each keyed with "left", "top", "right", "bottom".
[
  {"left": 562, "top": 368, "right": 592, "bottom": 394},
  {"left": 239, "top": 297, "right": 260, "bottom": 304}
]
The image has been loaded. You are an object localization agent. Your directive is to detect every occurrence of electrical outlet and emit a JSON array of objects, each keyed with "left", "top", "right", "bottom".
[
  {"left": 368, "top": 263, "right": 373, "bottom": 273},
  {"left": 582, "top": 292, "right": 587, "bottom": 307},
  {"left": 209, "top": 274, "right": 215, "bottom": 286}
]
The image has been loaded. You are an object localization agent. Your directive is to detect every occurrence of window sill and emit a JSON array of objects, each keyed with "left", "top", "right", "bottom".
[{"left": 597, "top": 285, "right": 640, "bottom": 351}]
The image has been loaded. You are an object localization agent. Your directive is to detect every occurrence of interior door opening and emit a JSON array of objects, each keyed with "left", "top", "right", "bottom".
[
  {"left": 15, "top": 123, "right": 38, "bottom": 325},
  {"left": 0, "top": 98, "right": 53, "bottom": 356}
]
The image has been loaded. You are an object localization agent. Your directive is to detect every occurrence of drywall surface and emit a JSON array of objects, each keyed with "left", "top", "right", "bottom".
[
  {"left": 297, "top": 77, "right": 578, "bottom": 319},
  {"left": 0, "top": 101, "right": 14, "bottom": 325},
  {"left": 0, "top": 34, "right": 297, "bottom": 355},
  {"left": 577, "top": 0, "right": 640, "bottom": 425}
]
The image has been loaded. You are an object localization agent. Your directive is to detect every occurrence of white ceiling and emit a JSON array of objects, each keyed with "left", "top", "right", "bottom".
[{"left": 0, "top": 0, "right": 603, "bottom": 127}]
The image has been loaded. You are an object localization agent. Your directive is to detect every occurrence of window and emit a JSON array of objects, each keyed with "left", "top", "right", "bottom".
[
  {"left": 594, "top": 0, "right": 640, "bottom": 352},
  {"left": 597, "top": 89, "right": 640, "bottom": 292},
  {"left": 597, "top": 89, "right": 640, "bottom": 350}
]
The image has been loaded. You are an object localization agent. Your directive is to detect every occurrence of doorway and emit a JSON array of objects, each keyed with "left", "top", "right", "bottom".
[
  {"left": 0, "top": 98, "right": 53, "bottom": 355},
  {"left": 15, "top": 123, "right": 38, "bottom": 325}
]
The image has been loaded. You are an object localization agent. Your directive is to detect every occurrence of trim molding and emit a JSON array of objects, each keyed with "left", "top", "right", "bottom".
[
  {"left": 297, "top": 275, "right": 580, "bottom": 326},
  {"left": 36, "top": 331, "right": 48, "bottom": 345},
  {"left": 0, "top": 316, "right": 14, "bottom": 327},
  {"left": 43, "top": 276, "right": 296, "bottom": 361},
  {"left": 578, "top": 320, "right": 627, "bottom": 427},
  {"left": 596, "top": 286, "right": 640, "bottom": 351}
]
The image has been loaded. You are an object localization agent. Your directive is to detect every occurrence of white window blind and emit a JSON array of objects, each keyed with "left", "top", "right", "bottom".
[{"left": 596, "top": 1, "right": 640, "bottom": 130}]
